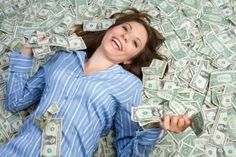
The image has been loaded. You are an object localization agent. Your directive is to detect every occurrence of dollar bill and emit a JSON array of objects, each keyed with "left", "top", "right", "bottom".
[
  {"left": 40, "top": 118, "right": 62, "bottom": 157},
  {"left": 212, "top": 54, "right": 233, "bottom": 69},
  {"left": 209, "top": 71, "right": 236, "bottom": 88},
  {"left": 1, "top": 0, "right": 236, "bottom": 157},
  {"left": 209, "top": 108, "right": 227, "bottom": 147},
  {"left": 205, "top": 31, "right": 234, "bottom": 58},
  {"left": 189, "top": 64, "right": 209, "bottom": 94},
  {"left": 224, "top": 142, "right": 236, "bottom": 157},
  {"left": 227, "top": 107, "right": 236, "bottom": 141},
  {"left": 158, "top": 1, "right": 176, "bottom": 16},
  {"left": 83, "top": 19, "right": 115, "bottom": 31},
  {"left": 165, "top": 35, "right": 189, "bottom": 60},
  {"left": 150, "top": 59, "right": 168, "bottom": 78},
  {"left": 131, "top": 105, "right": 162, "bottom": 122},
  {"left": 0, "top": 54, "right": 9, "bottom": 69},
  {"left": 68, "top": 33, "right": 87, "bottom": 50},
  {"left": 191, "top": 112, "right": 204, "bottom": 137},
  {"left": 179, "top": 142, "right": 194, "bottom": 157},
  {"left": 33, "top": 46, "right": 52, "bottom": 59}
]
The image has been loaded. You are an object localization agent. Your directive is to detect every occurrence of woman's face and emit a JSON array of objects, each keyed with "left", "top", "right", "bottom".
[{"left": 100, "top": 21, "right": 148, "bottom": 64}]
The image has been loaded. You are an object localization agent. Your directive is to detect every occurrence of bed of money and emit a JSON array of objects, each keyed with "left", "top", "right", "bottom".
[{"left": 0, "top": 0, "right": 236, "bottom": 157}]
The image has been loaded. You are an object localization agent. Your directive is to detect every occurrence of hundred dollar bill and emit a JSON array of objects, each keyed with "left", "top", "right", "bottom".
[
  {"left": 40, "top": 118, "right": 62, "bottom": 157},
  {"left": 83, "top": 19, "right": 115, "bottom": 31}
]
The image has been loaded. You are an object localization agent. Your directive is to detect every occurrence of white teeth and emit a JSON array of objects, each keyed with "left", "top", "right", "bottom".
[{"left": 113, "top": 38, "right": 122, "bottom": 51}]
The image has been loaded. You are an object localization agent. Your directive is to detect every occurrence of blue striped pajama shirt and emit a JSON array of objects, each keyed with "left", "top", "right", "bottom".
[{"left": 1, "top": 50, "right": 161, "bottom": 157}]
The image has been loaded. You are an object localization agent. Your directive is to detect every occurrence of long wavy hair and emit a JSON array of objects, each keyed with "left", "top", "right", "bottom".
[{"left": 74, "top": 8, "right": 166, "bottom": 80}]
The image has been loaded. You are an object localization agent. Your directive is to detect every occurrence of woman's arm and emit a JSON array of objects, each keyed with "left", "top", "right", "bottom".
[
  {"left": 114, "top": 82, "right": 192, "bottom": 157},
  {"left": 113, "top": 81, "right": 161, "bottom": 157},
  {"left": 5, "top": 50, "right": 46, "bottom": 112},
  {"left": 114, "top": 104, "right": 162, "bottom": 157}
]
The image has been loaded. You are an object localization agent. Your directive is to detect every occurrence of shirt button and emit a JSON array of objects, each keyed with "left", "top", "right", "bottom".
[{"left": 64, "top": 96, "right": 69, "bottom": 100}]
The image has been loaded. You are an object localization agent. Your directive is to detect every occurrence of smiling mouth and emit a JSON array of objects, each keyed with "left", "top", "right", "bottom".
[{"left": 112, "top": 37, "right": 122, "bottom": 51}]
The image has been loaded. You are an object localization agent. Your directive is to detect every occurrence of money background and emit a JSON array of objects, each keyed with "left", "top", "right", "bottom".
[{"left": 0, "top": 0, "right": 236, "bottom": 157}]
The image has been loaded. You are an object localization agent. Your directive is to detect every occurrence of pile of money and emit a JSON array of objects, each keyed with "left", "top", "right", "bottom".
[
  {"left": 0, "top": 0, "right": 236, "bottom": 157},
  {"left": 93, "top": 130, "right": 116, "bottom": 157},
  {"left": 130, "top": 0, "right": 236, "bottom": 156}
]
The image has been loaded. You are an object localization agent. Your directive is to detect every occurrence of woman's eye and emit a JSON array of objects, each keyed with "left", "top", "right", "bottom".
[
  {"left": 122, "top": 25, "right": 128, "bottom": 31},
  {"left": 133, "top": 41, "right": 138, "bottom": 48}
]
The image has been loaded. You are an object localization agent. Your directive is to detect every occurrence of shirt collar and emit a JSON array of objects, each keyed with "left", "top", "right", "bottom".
[{"left": 75, "top": 50, "right": 125, "bottom": 74}]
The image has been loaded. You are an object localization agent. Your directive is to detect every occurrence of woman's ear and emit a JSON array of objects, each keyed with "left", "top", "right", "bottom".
[{"left": 123, "top": 60, "right": 133, "bottom": 65}]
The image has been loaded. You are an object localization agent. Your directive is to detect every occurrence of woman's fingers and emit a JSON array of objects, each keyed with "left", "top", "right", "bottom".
[
  {"left": 177, "top": 117, "right": 185, "bottom": 130},
  {"left": 20, "top": 34, "right": 48, "bottom": 57},
  {"left": 161, "top": 115, "right": 192, "bottom": 133},
  {"left": 21, "top": 42, "right": 33, "bottom": 56},
  {"left": 182, "top": 115, "right": 192, "bottom": 128},
  {"left": 161, "top": 115, "right": 171, "bottom": 131},
  {"left": 170, "top": 116, "right": 179, "bottom": 132}
]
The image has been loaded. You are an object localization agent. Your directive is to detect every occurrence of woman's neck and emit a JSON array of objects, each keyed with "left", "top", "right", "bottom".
[{"left": 84, "top": 48, "right": 114, "bottom": 75}]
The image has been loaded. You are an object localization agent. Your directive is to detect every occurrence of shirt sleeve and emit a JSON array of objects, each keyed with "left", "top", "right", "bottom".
[
  {"left": 5, "top": 51, "right": 46, "bottom": 112},
  {"left": 114, "top": 81, "right": 162, "bottom": 157}
]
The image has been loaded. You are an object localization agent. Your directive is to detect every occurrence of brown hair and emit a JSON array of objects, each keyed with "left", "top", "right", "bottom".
[{"left": 74, "top": 8, "right": 166, "bottom": 80}]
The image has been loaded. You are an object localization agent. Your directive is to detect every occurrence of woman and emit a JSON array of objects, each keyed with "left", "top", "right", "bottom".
[{"left": 1, "top": 9, "right": 191, "bottom": 157}]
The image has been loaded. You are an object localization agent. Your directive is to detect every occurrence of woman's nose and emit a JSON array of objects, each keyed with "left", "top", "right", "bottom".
[{"left": 122, "top": 33, "right": 128, "bottom": 43}]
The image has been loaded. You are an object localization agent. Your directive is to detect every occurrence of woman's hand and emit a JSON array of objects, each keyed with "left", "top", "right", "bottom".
[
  {"left": 21, "top": 42, "right": 33, "bottom": 56},
  {"left": 160, "top": 115, "right": 192, "bottom": 133}
]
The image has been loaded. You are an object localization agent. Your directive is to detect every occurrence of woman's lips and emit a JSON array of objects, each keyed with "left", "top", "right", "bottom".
[{"left": 112, "top": 38, "right": 122, "bottom": 51}]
